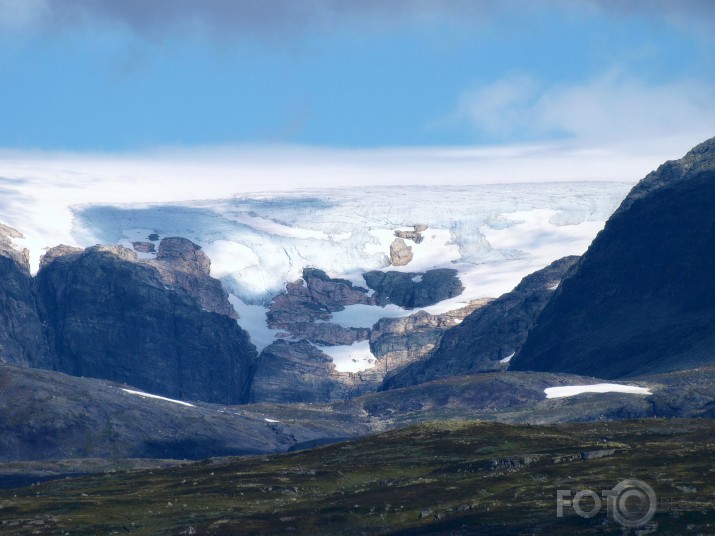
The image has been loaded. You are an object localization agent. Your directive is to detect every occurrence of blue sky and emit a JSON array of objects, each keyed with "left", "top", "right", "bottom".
[{"left": 1, "top": 0, "right": 714, "bottom": 152}]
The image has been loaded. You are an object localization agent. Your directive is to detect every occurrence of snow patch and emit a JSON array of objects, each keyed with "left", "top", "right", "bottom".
[
  {"left": 544, "top": 383, "right": 653, "bottom": 399},
  {"left": 411, "top": 275, "right": 423, "bottom": 283},
  {"left": 121, "top": 388, "right": 196, "bottom": 407},
  {"left": 500, "top": 351, "right": 515, "bottom": 364},
  {"left": 328, "top": 303, "right": 413, "bottom": 329},
  {"left": 316, "top": 339, "right": 377, "bottom": 373},
  {"left": 228, "top": 294, "right": 282, "bottom": 352},
  {"left": 264, "top": 418, "right": 280, "bottom": 423}
]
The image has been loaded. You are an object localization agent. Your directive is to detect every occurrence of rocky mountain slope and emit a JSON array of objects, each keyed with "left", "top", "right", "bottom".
[
  {"left": 5, "top": 351, "right": 715, "bottom": 468},
  {"left": 0, "top": 237, "right": 258, "bottom": 405},
  {"left": 383, "top": 256, "right": 578, "bottom": 389},
  {"left": 512, "top": 137, "right": 715, "bottom": 378},
  {"left": 0, "top": 363, "right": 370, "bottom": 463},
  {"left": 252, "top": 268, "right": 484, "bottom": 403}
]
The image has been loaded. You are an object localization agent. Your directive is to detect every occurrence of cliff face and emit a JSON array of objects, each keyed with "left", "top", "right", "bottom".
[
  {"left": 382, "top": 256, "right": 578, "bottom": 389},
  {"left": 33, "top": 241, "right": 257, "bottom": 404},
  {"left": 369, "top": 301, "right": 489, "bottom": 374},
  {"left": 147, "top": 237, "right": 238, "bottom": 319},
  {"left": 0, "top": 225, "right": 53, "bottom": 368},
  {"left": 512, "top": 137, "right": 715, "bottom": 378}
]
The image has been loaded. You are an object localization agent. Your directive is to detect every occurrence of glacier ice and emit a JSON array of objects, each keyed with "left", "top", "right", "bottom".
[
  {"left": 12, "top": 182, "right": 632, "bottom": 370},
  {"left": 71, "top": 183, "right": 631, "bottom": 306}
]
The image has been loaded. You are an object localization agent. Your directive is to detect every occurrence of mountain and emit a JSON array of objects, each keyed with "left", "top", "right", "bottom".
[
  {"left": 512, "top": 137, "right": 715, "bottom": 378},
  {"left": 382, "top": 256, "right": 578, "bottom": 389},
  {"left": 0, "top": 238, "right": 259, "bottom": 405}
]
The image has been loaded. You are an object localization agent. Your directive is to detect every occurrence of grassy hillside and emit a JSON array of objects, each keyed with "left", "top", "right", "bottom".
[{"left": 1, "top": 419, "right": 714, "bottom": 535}]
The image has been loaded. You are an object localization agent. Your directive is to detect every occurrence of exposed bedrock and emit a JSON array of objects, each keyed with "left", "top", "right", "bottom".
[
  {"left": 383, "top": 256, "right": 579, "bottom": 390},
  {"left": 363, "top": 268, "right": 464, "bottom": 308},
  {"left": 34, "top": 241, "right": 256, "bottom": 404},
  {"left": 267, "top": 268, "right": 376, "bottom": 344},
  {"left": 248, "top": 340, "right": 381, "bottom": 404},
  {"left": 369, "top": 300, "right": 489, "bottom": 373}
]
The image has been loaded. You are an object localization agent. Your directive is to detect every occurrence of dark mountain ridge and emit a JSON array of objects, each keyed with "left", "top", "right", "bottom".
[{"left": 512, "top": 137, "right": 715, "bottom": 377}]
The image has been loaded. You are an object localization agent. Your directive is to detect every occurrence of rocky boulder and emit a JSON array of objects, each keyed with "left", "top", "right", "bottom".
[
  {"left": 389, "top": 238, "right": 413, "bottom": 266},
  {"left": 394, "top": 224, "right": 428, "bottom": 244}
]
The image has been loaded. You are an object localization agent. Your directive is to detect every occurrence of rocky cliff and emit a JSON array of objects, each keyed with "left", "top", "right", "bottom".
[
  {"left": 34, "top": 240, "right": 257, "bottom": 404},
  {"left": 383, "top": 256, "right": 579, "bottom": 389},
  {"left": 512, "top": 137, "right": 715, "bottom": 378},
  {"left": 147, "top": 237, "right": 238, "bottom": 319},
  {"left": 0, "top": 225, "right": 53, "bottom": 368},
  {"left": 369, "top": 300, "right": 488, "bottom": 373}
]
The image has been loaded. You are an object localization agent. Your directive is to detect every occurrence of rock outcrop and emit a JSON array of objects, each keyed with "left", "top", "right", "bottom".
[
  {"left": 248, "top": 340, "right": 381, "bottom": 403},
  {"left": 35, "top": 242, "right": 257, "bottom": 404},
  {"left": 0, "top": 225, "right": 53, "bottom": 368},
  {"left": 383, "top": 256, "right": 579, "bottom": 389},
  {"left": 389, "top": 238, "right": 413, "bottom": 266},
  {"left": 512, "top": 137, "right": 715, "bottom": 378},
  {"left": 131, "top": 241, "right": 156, "bottom": 253},
  {"left": 394, "top": 224, "right": 427, "bottom": 244},
  {"left": 148, "top": 237, "right": 238, "bottom": 319},
  {"left": 369, "top": 300, "right": 488, "bottom": 373},
  {"left": 267, "top": 268, "right": 375, "bottom": 345},
  {"left": 363, "top": 268, "right": 464, "bottom": 308}
]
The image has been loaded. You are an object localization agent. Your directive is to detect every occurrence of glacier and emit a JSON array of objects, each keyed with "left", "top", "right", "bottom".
[
  {"left": 3, "top": 182, "right": 632, "bottom": 364},
  {"left": 71, "top": 183, "right": 631, "bottom": 303}
]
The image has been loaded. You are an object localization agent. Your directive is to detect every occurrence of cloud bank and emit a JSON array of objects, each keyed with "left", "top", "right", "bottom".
[
  {"left": 456, "top": 71, "right": 715, "bottom": 147},
  {"left": 1, "top": 0, "right": 713, "bottom": 39}
]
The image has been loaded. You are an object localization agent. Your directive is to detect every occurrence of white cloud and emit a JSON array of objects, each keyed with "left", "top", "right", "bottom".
[
  {"left": 0, "top": 0, "right": 48, "bottom": 31},
  {"left": 457, "top": 71, "right": 715, "bottom": 148}
]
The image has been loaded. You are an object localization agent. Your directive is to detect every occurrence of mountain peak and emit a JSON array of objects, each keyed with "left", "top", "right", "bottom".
[
  {"left": 511, "top": 135, "right": 715, "bottom": 378},
  {"left": 618, "top": 135, "right": 715, "bottom": 213}
]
